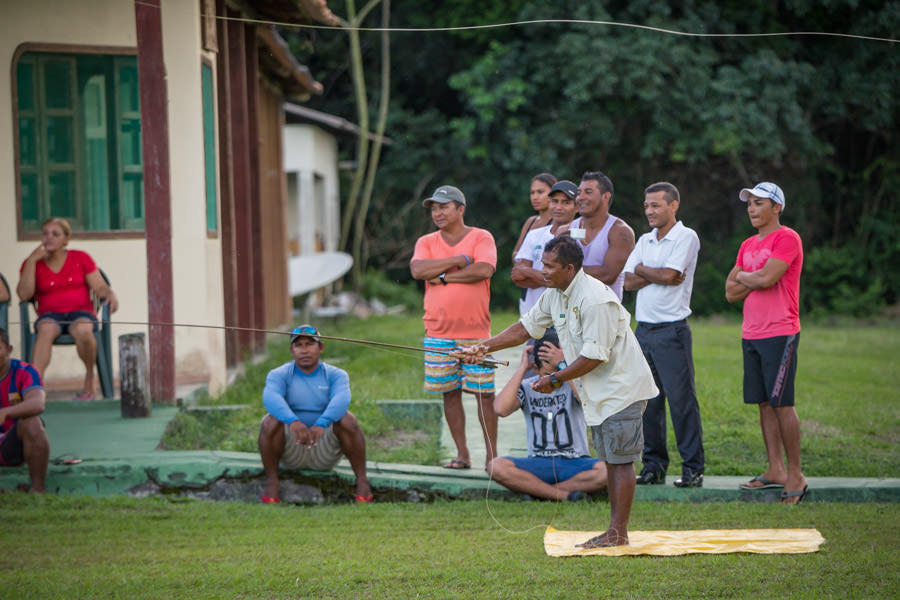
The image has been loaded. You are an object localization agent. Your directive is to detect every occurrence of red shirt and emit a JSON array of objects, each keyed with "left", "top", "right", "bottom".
[
  {"left": 21, "top": 249, "right": 98, "bottom": 316},
  {"left": 0, "top": 359, "right": 43, "bottom": 434},
  {"left": 736, "top": 226, "right": 803, "bottom": 339}
]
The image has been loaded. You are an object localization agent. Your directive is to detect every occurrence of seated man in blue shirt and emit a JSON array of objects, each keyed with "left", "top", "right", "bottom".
[
  {"left": 258, "top": 324, "right": 372, "bottom": 503},
  {"left": 489, "top": 329, "right": 607, "bottom": 501}
]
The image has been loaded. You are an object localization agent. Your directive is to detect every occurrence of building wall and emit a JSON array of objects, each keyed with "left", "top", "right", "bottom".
[
  {"left": 0, "top": 0, "right": 227, "bottom": 393},
  {"left": 283, "top": 125, "right": 341, "bottom": 255}
]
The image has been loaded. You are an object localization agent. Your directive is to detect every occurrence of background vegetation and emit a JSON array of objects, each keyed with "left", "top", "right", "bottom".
[{"left": 287, "top": 1, "right": 899, "bottom": 318}]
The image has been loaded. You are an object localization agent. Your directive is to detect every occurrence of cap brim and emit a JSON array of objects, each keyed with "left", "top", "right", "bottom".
[{"left": 739, "top": 188, "right": 753, "bottom": 202}]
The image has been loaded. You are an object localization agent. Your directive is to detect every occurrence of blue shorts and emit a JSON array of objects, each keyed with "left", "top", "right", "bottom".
[
  {"left": 35, "top": 311, "right": 98, "bottom": 335},
  {"left": 509, "top": 456, "right": 599, "bottom": 485}
]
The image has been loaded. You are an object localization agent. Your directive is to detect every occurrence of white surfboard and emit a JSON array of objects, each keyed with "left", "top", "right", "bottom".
[{"left": 288, "top": 251, "right": 354, "bottom": 296}]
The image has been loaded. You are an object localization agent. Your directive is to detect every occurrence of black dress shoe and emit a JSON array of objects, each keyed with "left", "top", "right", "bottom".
[
  {"left": 636, "top": 469, "right": 665, "bottom": 485},
  {"left": 673, "top": 472, "right": 703, "bottom": 488}
]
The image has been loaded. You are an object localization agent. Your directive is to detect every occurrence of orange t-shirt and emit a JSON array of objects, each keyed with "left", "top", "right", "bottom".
[{"left": 412, "top": 228, "right": 497, "bottom": 339}]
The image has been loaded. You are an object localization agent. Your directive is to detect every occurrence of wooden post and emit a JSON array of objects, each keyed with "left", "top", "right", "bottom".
[{"left": 119, "top": 333, "right": 151, "bottom": 418}]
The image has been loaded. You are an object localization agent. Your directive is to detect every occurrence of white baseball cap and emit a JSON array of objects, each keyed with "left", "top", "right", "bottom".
[{"left": 739, "top": 182, "right": 785, "bottom": 210}]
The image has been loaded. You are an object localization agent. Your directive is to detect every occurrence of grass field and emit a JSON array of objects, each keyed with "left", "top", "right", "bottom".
[
  {"left": 162, "top": 312, "right": 900, "bottom": 477},
  {"left": 2, "top": 494, "right": 898, "bottom": 599},
  {"left": 4, "top": 314, "right": 898, "bottom": 598}
]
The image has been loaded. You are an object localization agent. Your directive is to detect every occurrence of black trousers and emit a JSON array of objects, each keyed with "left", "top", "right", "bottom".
[{"left": 636, "top": 320, "right": 705, "bottom": 475}]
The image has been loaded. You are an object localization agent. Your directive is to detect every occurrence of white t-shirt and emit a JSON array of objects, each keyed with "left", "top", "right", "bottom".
[
  {"left": 623, "top": 221, "right": 700, "bottom": 323},
  {"left": 514, "top": 224, "right": 555, "bottom": 315}
]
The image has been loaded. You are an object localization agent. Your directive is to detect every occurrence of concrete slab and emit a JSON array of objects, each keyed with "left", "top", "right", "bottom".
[{"left": 2, "top": 391, "right": 898, "bottom": 503}]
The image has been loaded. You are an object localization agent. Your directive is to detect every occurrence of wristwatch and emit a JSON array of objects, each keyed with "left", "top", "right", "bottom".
[
  {"left": 549, "top": 372, "right": 562, "bottom": 389},
  {"left": 439, "top": 273, "right": 448, "bottom": 285},
  {"left": 556, "top": 360, "right": 567, "bottom": 371}
]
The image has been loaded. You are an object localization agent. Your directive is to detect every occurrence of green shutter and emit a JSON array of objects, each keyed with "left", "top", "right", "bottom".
[
  {"left": 202, "top": 62, "right": 218, "bottom": 232},
  {"left": 15, "top": 51, "right": 144, "bottom": 233}
]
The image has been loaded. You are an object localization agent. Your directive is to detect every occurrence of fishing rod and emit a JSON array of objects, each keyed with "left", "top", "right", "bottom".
[{"left": 103, "top": 321, "right": 509, "bottom": 368}]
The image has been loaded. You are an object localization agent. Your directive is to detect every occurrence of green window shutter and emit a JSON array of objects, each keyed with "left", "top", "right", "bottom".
[
  {"left": 201, "top": 62, "right": 218, "bottom": 232},
  {"left": 15, "top": 51, "right": 144, "bottom": 233}
]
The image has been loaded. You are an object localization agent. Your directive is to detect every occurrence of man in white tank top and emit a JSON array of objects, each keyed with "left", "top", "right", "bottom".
[{"left": 565, "top": 171, "right": 635, "bottom": 300}]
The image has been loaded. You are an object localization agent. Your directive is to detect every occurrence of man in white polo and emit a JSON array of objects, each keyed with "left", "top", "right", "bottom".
[{"left": 624, "top": 182, "right": 705, "bottom": 488}]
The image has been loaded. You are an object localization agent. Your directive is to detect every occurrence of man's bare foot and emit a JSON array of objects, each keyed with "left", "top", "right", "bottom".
[{"left": 576, "top": 528, "right": 629, "bottom": 549}]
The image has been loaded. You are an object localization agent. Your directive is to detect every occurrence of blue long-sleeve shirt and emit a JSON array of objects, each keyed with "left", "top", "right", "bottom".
[{"left": 262, "top": 361, "right": 351, "bottom": 429}]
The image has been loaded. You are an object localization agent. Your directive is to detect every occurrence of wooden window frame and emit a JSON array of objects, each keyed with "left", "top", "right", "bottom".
[{"left": 12, "top": 42, "right": 145, "bottom": 241}]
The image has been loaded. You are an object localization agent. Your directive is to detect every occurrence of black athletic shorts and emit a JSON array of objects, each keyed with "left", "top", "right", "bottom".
[{"left": 742, "top": 334, "right": 800, "bottom": 408}]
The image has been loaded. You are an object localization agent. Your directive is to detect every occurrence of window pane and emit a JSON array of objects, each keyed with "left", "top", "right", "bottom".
[
  {"left": 48, "top": 171, "right": 76, "bottom": 218},
  {"left": 118, "top": 61, "right": 140, "bottom": 112},
  {"left": 43, "top": 59, "right": 73, "bottom": 109},
  {"left": 21, "top": 173, "right": 39, "bottom": 222},
  {"left": 17, "top": 61, "right": 35, "bottom": 111},
  {"left": 18, "top": 117, "right": 37, "bottom": 166},
  {"left": 120, "top": 118, "right": 142, "bottom": 166},
  {"left": 46, "top": 116, "right": 74, "bottom": 163}
]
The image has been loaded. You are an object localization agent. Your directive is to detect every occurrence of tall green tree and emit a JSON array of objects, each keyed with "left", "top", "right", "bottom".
[{"left": 293, "top": 0, "right": 899, "bottom": 316}]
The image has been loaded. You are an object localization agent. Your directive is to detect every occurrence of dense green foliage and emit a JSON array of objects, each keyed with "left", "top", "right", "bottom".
[
  {"left": 163, "top": 313, "right": 900, "bottom": 478},
  {"left": 3, "top": 495, "right": 899, "bottom": 598},
  {"left": 287, "top": 1, "right": 899, "bottom": 316}
]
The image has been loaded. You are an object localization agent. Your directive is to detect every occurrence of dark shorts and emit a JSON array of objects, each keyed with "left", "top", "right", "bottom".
[
  {"left": 35, "top": 311, "right": 98, "bottom": 335},
  {"left": 0, "top": 423, "right": 26, "bottom": 466},
  {"left": 509, "top": 456, "right": 600, "bottom": 485},
  {"left": 742, "top": 334, "right": 800, "bottom": 408}
]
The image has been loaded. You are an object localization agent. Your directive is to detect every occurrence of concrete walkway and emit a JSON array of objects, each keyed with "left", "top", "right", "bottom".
[
  {"left": 1, "top": 375, "right": 898, "bottom": 502},
  {"left": 438, "top": 344, "right": 530, "bottom": 468}
]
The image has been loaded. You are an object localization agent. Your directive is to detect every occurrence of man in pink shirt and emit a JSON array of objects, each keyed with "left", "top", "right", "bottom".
[
  {"left": 726, "top": 182, "right": 807, "bottom": 504},
  {"left": 410, "top": 185, "right": 498, "bottom": 470}
]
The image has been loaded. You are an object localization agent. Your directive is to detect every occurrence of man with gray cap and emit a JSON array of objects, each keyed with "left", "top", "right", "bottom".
[
  {"left": 258, "top": 324, "right": 372, "bottom": 503},
  {"left": 726, "top": 182, "right": 807, "bottom": 504},
  {"left": 410, "top": 185, "right": 498, "bottom": 470},
  {"left": 512, "top": 180, "right": 579, "bottom": 315}
]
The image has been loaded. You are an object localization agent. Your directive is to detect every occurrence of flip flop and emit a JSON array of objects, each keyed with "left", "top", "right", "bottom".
[
  {"left": 260, "top": 495, "right": 281, "bottom": 504},
  {"left": 355, "top": 494, "right": 374, "bottom": 503},
  {"left": 443, "top": 458, "right": 471, "bottom": 470},
  {"left": 781, "top": 485, "right": 809, "bottom": 505},
  {"left": 740, "top": 476, "right": 785, "bottom": 490},
  {"left": 73, "top": 392, "right": 95, "bottom": 402}
]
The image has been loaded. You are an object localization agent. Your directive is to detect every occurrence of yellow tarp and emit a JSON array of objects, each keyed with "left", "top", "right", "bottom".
[{"left": 544, "top": 526, "right": 825, "bottom": 557}]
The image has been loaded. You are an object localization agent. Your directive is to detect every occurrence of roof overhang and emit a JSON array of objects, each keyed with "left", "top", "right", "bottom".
[{"left": 284, "top": 102, "right": 393, "bottom": 145}]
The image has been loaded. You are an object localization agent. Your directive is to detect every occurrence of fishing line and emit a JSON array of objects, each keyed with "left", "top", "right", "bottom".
[
  {"left": 12, "top": 319, "right": 508, "bottom": 369},
  {"left": 142, "top": 0, "right": 900, "bottom": 45}
]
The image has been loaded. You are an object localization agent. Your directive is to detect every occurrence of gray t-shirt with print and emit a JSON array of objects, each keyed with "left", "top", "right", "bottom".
[{"left": 518, "top": 375, "right": 591, "bottom": 458}]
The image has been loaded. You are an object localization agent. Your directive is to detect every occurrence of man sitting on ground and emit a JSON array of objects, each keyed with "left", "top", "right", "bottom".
[
  {"left": 258, "top": 324, "right": 373, "bottom": 503},
  {"left": 488, "top": 329, "right": 607, "bottom": 501},
  {"left": 0, "top": 327, "right": 49, "bottom": 493}
]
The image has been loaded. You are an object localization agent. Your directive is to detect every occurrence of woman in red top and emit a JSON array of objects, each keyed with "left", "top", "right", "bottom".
[{"left": 17, "top": 218, "right": 118, "bottom": 401}]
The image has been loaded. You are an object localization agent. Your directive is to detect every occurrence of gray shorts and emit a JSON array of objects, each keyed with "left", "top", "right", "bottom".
[
  {"left": 279, "top": 422, "right": 343, "bottom": 470},
  {"left": 590, "top": 400, "right": 647, "bottom": 465}
]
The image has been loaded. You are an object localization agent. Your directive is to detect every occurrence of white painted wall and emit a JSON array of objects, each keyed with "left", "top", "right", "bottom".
[
  {"left": 0, "top": 0, "right": 226, "bottom": 393},
  {"left": 283, "top": 125, "right": 341, "bottom": 254}
]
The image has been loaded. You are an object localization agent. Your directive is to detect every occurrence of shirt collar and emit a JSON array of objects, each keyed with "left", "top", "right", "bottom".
[
  {"left": 561, "top": 269, "right": 586, "bottom": 298},
  {"left": 651, "top": 220, "right": 683, "bottom": 244}
]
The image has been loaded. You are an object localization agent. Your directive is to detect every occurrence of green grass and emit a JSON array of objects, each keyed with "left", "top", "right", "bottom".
[
  {"left": 1, "top": 494, "right": 898, "bottom": 599},
  {"left": 163, "top": 312, "right": 899, "bottom": 477}
]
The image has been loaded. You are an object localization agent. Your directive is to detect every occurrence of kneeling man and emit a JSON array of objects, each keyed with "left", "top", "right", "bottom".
[
  {"left": 258, "top": 325, "right": 372, "bottom": 503},
  {"left": 489, "top": 329, "right": 606, "bottom": 501}
]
